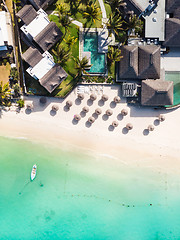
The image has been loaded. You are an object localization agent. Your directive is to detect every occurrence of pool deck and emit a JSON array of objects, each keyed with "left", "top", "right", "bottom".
[{"left": 161, "top": 48, "right": 180, "bottom": 71}]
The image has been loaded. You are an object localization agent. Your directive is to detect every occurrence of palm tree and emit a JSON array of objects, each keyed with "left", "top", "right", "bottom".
[
  {"left": 105, "top": 0, "right": 126, "bottom": 11},
  {"left": 106, "top": 13, "right": 124, "bottom": 37},
  {"left": 64, "top": 36, "right": 77, "bottom": 49},
  {"left": 65, "top": 0, "right": 80, "bottom": 12},
  {"left": 83, "top": 3, "right": 101, "bottom": 25},
  {"left": 52, "top": 44, "right": 70, "bottom": 65},
  {"left": 74, "top": 57, "right": 92, "bottom": 77},
  {"left": 107, "top": 46, "right": 123, "bottom": 65},
  {"left": 125, "top": 14, "right": 143, "bottom": 35},
  {"left": 56, "top": 3, "right": 69, "bottom": 16},
  {"left": 59, "top": 14, "right": 72, "bottom": 36},
  {"left": 0, "top": 81, "right": 11, "bottom": 106}
]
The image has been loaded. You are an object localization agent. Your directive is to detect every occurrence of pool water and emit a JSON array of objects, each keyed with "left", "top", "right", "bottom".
[
  {"left": 165, "top": 72, "right": 180, "bottom": 106},
  {"left": 84, "top": 33, "right": 105, "bottom": 74}
]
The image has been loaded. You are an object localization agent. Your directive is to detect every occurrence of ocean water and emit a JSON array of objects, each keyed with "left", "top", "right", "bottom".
[{"left": 0, "top": 136, "right": 180, "bottom": 239}]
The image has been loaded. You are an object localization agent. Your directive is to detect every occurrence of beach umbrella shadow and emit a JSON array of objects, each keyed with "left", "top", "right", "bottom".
[
  {"left": 122, "top": 127, "right": 128, "bottom": 134},
  {"left": 143, "top": 129, "right": 149, "bottom": 136},
  {"left": 108, "top": 125, "right": 115, "bottom": 131},
  {"left": 102, "top": 114, "right": 109, "bottom": 121},
  {"left": 117, "top": 113, "right": 123, "bottom": 121},
  {"left": 50, "top": 109, "right": 56, "bottom": 116},
  {"left": 98, "top": 99, "right": 104, "bottom": 107},
  {"left": 110, "top": 101, "right": 116, "bottom": 108},
  {"left": 154, "top": 119, "right": 160, "bottom": 126}
]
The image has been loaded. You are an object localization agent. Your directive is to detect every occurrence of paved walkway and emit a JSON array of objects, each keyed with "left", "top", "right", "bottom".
[{"left": 97, "top": 0, "right": 108, "bottom": 27}]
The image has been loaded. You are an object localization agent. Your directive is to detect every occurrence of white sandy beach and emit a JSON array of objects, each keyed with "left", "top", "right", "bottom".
[{"left": 0, "top": 84, "right": 180, "bottom": 174}]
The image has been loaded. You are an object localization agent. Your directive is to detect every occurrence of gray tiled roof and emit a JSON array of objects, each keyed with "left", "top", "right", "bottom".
[
  {"left": 117, "top": 45, "right": 160, "bottom": 80},
  {"left": 39, "top": 64, "right": 68, "bottom": 93},
  {"left": 16, "top": 5, "right": 37, "bottom": 25},
  {"left": 141, "top": 79, "right": 173, "bottom": 106},
  {"left": 34, "top": 21, "right": 63, "bottom": 52},
  {"left": 22, "top": 47, "right": 43, "bottom": 67},
  {"left": 164, "top": 18, "right": 180, "bottom": 47}
]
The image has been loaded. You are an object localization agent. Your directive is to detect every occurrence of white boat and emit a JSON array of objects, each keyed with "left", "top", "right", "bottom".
[{"left": 31, "top": 164, "right": 37, "bottom": 181}]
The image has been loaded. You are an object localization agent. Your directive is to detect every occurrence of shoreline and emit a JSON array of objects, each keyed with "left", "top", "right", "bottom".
[{"left": 0, "top": 86, "right": 180, "bottom": 174}]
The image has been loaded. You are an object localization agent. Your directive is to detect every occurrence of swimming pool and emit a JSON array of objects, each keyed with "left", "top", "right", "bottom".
[
  {"left": 84, "top": 32, "right": 106, "bottom": 74},
  {"left": 165, "top": 72, "right": 180, "bottom": 106}
]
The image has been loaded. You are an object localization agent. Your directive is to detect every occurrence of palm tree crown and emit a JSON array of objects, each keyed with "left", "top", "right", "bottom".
[
  {"left": 107, "top": 13, "right": 124, "bottom": 36},
  {"left": 52, "top": 44, "right": 70, "bottom": 65},
  {"left": 125, "top": 14, "right": 143, "bottom": 34},
  {"left": 107, "top": 46, "right": 123, "bottom": 64},
  {"left": 105, "top": 0, "right": 126, "bottom": 11},
  {"left": 83, "top": 3, "right": 101, "bottom": 24},
  {"left": 74, "top": 57, "right": 92, "bottom": 76}
]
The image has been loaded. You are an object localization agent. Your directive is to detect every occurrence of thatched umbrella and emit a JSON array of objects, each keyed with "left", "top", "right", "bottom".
[
  {"left": 158, "top": 114, "right": 165, "bottom": 122},
  {"left": 148, "top": 124, "right": 154, "bottom": 131},
  {"left": 121, "top": 108, "right": 128, "bottom": 116},
  {"left": 126, "top": 123, "right": 133, "bottom": 130},
  {"left": 39, "top": 97, "right": 47, "bottom": 104},
  {"left": 90, "top": 94, "right": 97, "bottom": 101},
  {"left": 106, "top": 109, "right": 113, "bottom": 116},
  {"left": 66, "top": 100, "right": 73, "bottom": 108},
  {"left": 101, "top": 94, "right": 108, "bottom": 102},
  {"left": 74, "top": 114, "right": 81, "bottom": 121},
  {"left": 112, "top": 121, "right": 119, "bottom": 127},
  {"left": 77, "top": 93, "right": 84, "bottom": 100},
  {"left": 114, "top": 96, "right": 121, "bottom": 103},
  {"left": 95, "top": 108, "right": 102, "bottom": 115},
  {"left": 26, "top": 103, "right": 33, "bottom": 110},
  {"left": 52, "top": 104, "right": 59, "bottom": 112},
  {"left": 88, "top": 116, "right": 95, "bottom": 123},
  {"left": 82, "top": 106, "right": 89, "bottom": 113}
]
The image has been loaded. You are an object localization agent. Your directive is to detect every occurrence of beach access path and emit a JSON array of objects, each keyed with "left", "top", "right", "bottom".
[{"left": 0, "top": 85, "right": 180, "bottom": 174}]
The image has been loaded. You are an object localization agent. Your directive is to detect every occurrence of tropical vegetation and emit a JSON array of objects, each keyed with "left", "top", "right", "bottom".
[{"left": 0, "top": 81, "right": 11, "bottom": 106}]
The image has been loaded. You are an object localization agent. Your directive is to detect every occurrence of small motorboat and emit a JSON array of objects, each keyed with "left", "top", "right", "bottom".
[{"left": 31, "top": 164, "right": 37, "bottom": 181}]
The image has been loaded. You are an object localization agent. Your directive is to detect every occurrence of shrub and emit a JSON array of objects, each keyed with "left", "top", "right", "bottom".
[{"left": 17, "top": 99, "right": 24, "bottom": 108}]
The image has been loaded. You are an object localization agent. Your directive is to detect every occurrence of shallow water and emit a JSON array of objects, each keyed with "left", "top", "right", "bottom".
[{"left": 0, "top": 136, "right": 180, "bottom": 239}]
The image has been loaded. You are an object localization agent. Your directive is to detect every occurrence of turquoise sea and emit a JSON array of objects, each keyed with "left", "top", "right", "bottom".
[{"left": 1, "top": 136, "right": 180, "bottom": 240}]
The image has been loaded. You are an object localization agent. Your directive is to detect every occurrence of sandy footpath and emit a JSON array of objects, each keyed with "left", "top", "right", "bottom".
[{"left": 0, "top": 85, "right": 180, "bottom": 174}]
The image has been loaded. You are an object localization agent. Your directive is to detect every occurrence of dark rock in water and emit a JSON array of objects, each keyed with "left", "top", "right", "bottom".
[{"left": 40, "top": 183, "right": 44, "bottom": 187}]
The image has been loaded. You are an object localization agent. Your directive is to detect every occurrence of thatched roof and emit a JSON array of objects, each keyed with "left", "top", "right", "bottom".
[
  {"left": 16, "top": 5, "right": 37, "bottom": 25},
  {"left": 138, "top": 46, "right": 160, "bottom": 80},
  {"left": 34, "top": 22, "right": 63, "bottom": 51},
  {"left": 117, "top": 46, "right": 138, "bottom": 79},
  {"left": 141, "top": 79, "right": 174, "bottom": 106},
  {"left": 163, "top": 18, "right": 180, "bottom": 47},
  {"left": 166, "top": 0, "right": 180, "bottom": 13},
  {"left": 39, "top": 64, "right": 68, "bottom": 93},
  {"left": 22, "top": 47, "right": 43, "bottom": 67},
  {"left": 117, "top": 45, "right": 160, "bottom": 80},
  {"left": 31, "top": 0, "right": 54, "bottom": 10}
]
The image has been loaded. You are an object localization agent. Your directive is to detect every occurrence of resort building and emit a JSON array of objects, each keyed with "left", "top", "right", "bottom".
[
  {"left": 19, "top": 0, "right": 53, "bottom": 10},
  {"left": 22, "top": 47, "right": 67, "bottom": 93},
  {"left": 0, "top": 11, "right": 13, "bottom": 56},
  {"left": 116, "top": 45, "right": 161, "bottom": 81},
  {"left": 17, "top": 4, "right": 67, "bottom": 93}
]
